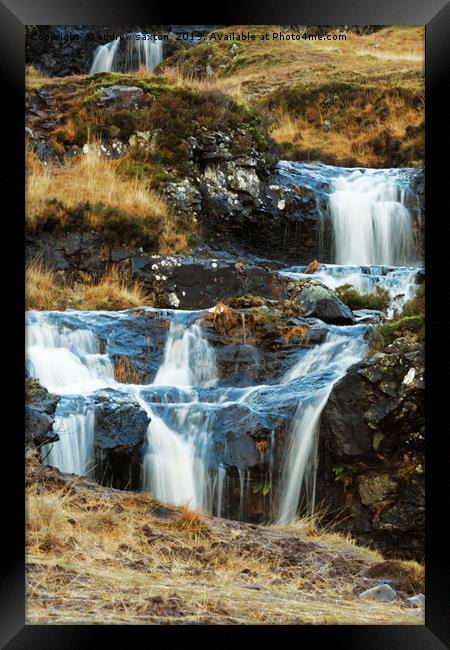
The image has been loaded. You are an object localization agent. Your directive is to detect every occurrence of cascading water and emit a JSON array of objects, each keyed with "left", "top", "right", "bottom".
[
  {"left": 276, "top": 328, "right": 367, "bottom": 524},
  {"left": 26, "top": 314, "right": 114, "bottom": 395},
  {"left": 44, "top": 399, "right": 96, "bottom": 477},
  {"left": 90, "top": 35, "right": 163, "bottom": 74},
  {"left": 140, "top": 315, "right": 219, "bottom": 510},
  {"left": 328, "top": 170, "right": 416, "bottom": 266},
  {"left": 25, "top": 161, "right": 423, "bottom": 526},
  {"left": 26, "top": 311, "right": 115, "bottom": 475}
]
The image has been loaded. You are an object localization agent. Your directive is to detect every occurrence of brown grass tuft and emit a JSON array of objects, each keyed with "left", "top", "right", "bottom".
[
  {"left": 283, "top": 324, "right": 309, "bottom": 344},
  {"left": 26, "top": 261, "right": 151, "bottom": 311},
  {"left": 26, "top": 149, "right": 167, "bottom": 223}
]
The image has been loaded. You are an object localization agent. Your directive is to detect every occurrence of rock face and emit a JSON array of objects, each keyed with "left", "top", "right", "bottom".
[
  {"left": 25, "top": 378, "right": 60, "bottom": 448},
  {"left": 93, "top": 390, "right": 150, "bottom": 490},
  {"left": 318, "top": 335, "right": 424, "bottom": 560},
  {"left": 164, "top": 131, "right": 321, "bottom": 263},
  {"left": 131, "top": 252, "right": 288, "bottom": 310}
]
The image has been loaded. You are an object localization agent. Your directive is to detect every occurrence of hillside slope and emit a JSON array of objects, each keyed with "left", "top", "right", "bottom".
[{"left": 26, "top": 453, "right": 424, "bottom": 625}]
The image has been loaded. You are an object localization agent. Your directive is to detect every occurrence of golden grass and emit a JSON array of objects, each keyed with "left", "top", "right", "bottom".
[
  {"left": 25, "top": 456, "right": 424, "bottom": 625},
  {"left": 26, "top": 260, "right": 151, "bottom": 311},
  {"left": 269, "top": 89, "right": 424, "bottom": 167},
  {"left": 25, "top": 65, "right": 49, "bottom": 91},
  {"left": 26, "top": 147, "right": 191, "bottom": 253},
  {"left": 26, "top": 148, "right": 167, "bottom": 223},
  {"left": 162, "top": 26, "right": 424, "bottom": 166},
  {"left": 161, "top": 65, "right": 244, "bottom": 99},
  {"left": 283, "top": 324, "right": 309, "bottom": 344}
]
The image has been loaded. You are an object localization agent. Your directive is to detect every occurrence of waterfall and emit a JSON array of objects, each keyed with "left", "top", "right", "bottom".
[
  {"left": 25, "top": 160, "right": 423, "bottom": 525},
  {"left": 281, "top": 264, "right": 419, "bottom": 319},
  {"left": 140, "top": 317, "right": 220, "bottom": 511},
  {"left": 276, "top": 328, "right": 367, "bottom": 524},
  {"left": 44, "top": 400, "right": 95, "bottom": 477},
  {"left": 328, "top": 170, "right": 416, "bottom": 266},
  {"left": 153, "top": 322, "right": 217, "bottom": 388},
  {"left": 90, "top": 38, "right": 121, "bottom": 74},
  {"left": 26, "top": 314, "right": 114, "bottom": 395},
  {"left": 26, "top": 312, "right": 114, "bottom": 475},
  {"left": 90, "top": 35, "right": 163, "bottom": 74}
]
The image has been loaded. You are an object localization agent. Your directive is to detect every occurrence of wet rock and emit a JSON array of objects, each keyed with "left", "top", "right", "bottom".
[
  {"left": 358, "top": 584, "right": 397, "bottom": 602},
  {"left": 93, "top": 389, "right": 150, "bottom": 490},
  {"left": 289, "top": 280, "right": 355, "bottom": 325},
  {"left": 319, "top": 336, "right": 425, "bottom": 559},
  {"left": 25, "top": 378, "right": 60, "bottom": 448},
  {"left": 358, "top": 474, "right": 398, "bottom": 506},
  {"left": 131, "top": 253, "right": 288, "bottom": 310},
  {"left": 25, "top": 231, "right": 110, "bottom": 279},
  {"left": 212, "top": 404, "right": 274, "bottom": 471}
]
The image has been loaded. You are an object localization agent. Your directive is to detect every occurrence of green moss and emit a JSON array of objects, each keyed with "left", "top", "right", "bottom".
[
  {"left": 369, "top": 284, "right": 425, "bottom": 350},
  {"left": 336, "top": 284, "right": 390, "bottom": 311},
  {"left": 377, "top": 315, "right": 424, "bottom": 345}
]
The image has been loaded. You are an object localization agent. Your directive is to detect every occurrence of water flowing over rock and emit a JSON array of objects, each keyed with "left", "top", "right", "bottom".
[
  {"left": 90, "top": 35, "right": 163, "bottom": 74},
  {"left": 25, "top": 162, "right": 424, "bottom": 558}
]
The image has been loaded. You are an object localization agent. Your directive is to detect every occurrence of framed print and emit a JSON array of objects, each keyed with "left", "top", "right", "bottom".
[{"left": 1, "top": 0, "right": 448, "bottom": 645}]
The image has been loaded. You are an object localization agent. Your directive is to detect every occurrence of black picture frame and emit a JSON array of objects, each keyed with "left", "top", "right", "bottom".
[{"left": 4, "top": 0, "right": 449, "bottom": 646}]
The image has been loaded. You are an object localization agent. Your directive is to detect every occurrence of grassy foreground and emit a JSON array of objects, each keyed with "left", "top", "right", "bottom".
[{"left": 26, "top": 452, "right": 424, "bottom": 625}]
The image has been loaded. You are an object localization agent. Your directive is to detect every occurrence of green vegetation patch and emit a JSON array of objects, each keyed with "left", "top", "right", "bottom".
[
  {"left": 336, "top": 284, "right": 390, "bottom": 311},
  {"left": 371, "top": 284, "right": 424, "bottom": 349},
  {"left": 53, "top": 74, "right": 272, "bottom": 177}
]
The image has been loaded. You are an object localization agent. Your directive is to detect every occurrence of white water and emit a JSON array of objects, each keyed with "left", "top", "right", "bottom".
[
  {"left": 276, "top": 329, "right": 367, "bottom": 524},
  {"left": 328, "top": 170, "right": 416, "bottom": 266},
  {"left": 44, "top": 400, "right": 95, "bottom": 477},
  {"left": 26, "top": 313, "right": 115, "bottom": 475},
  {"left": 26, "top": 315, "right": 114, "bottom": 395},
  {"left": 281, "top": 264, "right": 419, "bottom": 319},
  {"left": 25, "top": 163, "right": 422, "bottom": 524},
  {"left": 153, "top": 322, "right": 217, "bottom": 388},
  {"left": 140, "top": 318, "right": 218, "bottom": 510},
  {"left": 90, "top": 35, "right": 163, "bottom": 74}
]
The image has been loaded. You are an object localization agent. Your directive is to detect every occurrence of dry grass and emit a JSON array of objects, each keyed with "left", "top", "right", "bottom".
[
  {"left": 80, "top": 267, "right": 150, "bottom": 311},
  {"left": 26, "top": 148, "right": 167, "bottom": 223},
  {"left": 161, "top": 65, "right": 244, "bottom": 99},
  {"left": 25, "top": 65, "right": 49, "bottom": 91},
  {"left": 164, "top": 26, "right": 424, "bottom": 166},
  {"left": 26, "top": 148, "right": 190, "bottom": 253},
  {"left": 270, "top": 89, "right": 424, "bottom": 167},
  {"left": 283, "top": 324, "right": 309, "bottom": 344},
  {"left": 26, "top": 260, "right": 151, "bottom": 311},
  {"left": 25, "top": 455, "right": 424, "bottom": 625}
]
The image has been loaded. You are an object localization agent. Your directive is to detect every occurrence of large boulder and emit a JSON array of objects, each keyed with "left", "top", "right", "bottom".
[
  {"left": 318, "top": 335, "right": 425, "bottom": 559},
  {"left": 288, "top": 279, "right": 355, "bottom": 325},
  {"left": 93, "top": 389, "right": 150, "bottom": 490}
]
